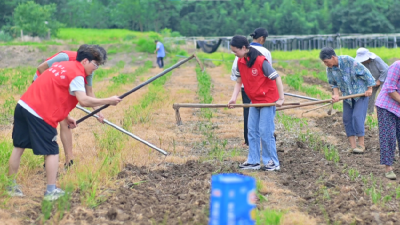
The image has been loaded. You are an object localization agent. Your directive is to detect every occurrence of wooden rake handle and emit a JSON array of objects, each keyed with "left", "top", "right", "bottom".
[
  {"left": 173, "top": 102, "right": 300, "bottom": 109},
  {"left": 173, "top": 102, "right": 300, "bottom": 125},
  {"left": 277, "top": 93, "right": 366, "bottom": 111}
]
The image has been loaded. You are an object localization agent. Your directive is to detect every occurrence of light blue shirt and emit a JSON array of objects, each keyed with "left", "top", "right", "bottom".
[
  {"left": 156, "top": 42, "right": 165, "bottom": 58},
  {"left": 327, "top": 55, "right": 376, "bottom": 107}
]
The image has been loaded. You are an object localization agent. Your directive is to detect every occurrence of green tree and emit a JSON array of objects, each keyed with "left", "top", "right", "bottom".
[
  {"left": 13, "top": 1, "right": 63, "bottom": 37},
  {"left": 331, "top": 0, "right": 393, "bottom": 33}
]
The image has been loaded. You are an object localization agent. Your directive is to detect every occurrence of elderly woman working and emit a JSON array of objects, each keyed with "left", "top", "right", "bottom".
[
  {"left": 319, "top": 47, "right": 375, "bottom": 154},
  {"left": 355, "top": 48, "right": 389, "bottom": 114}
]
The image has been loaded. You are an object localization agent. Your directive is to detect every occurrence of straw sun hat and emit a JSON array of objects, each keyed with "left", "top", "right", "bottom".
[{"left": 355, "top": 48, "right": 377, "bottom": 63}]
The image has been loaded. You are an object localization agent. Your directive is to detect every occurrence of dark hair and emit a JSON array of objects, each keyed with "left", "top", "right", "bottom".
[
  {"left": 77, "top": 44, "right": 89, "bottom": 52},
  {"left": 319, "top": 47, "right": 336, "bottom": 60},
  {"left": 230, "top": 35, "right": 262, "bottom": 68},
  {"left": 154, "top": 40, "right": 158, "bottom": 43},
  {"left": 250, "top": 28, "right": 268, "bottom": 40},
  {"left": 94, "top": 45, "right": 107, "bottom": 64},
  {"left": 76, "top": 45, "right": 103, "bottom": 64}
]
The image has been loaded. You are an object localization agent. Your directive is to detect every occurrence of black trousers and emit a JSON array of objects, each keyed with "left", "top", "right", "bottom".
[
  {"left": 157, "top": 57, "right": 164, "bottom": 68},
  {"left": 241, "top": 87, "right": 251, "bottom": 145}
]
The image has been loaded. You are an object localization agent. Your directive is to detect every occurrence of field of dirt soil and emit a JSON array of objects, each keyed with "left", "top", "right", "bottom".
[{"left": 1, "top": 45, "right": 400, "bottom": 224}]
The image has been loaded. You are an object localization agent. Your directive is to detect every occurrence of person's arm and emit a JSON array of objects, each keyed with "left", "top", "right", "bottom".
[
  {"left": 261, "top": 60, "right": 284, "bottom": 106},
  {"left": 37, "top": 62, "right": 49, "bottom": 74},
  {"left": 154, "top": 43, "right": 160, "bottom": 54},
  {"left": 75, "top": 91, "right": 121, "bottom": 107},
  {"left": 85, "top": 84, "right": 105, "bottom": 123},
  {"left": 70, "top": 76, "right": 121, "bottom": 107},
  {"left": 230, "top": 57, "right": 239, "bottom": 82},
  {"left": 326, "top": 69, "right": 340, "bottom": 102},
  {"left": 228, "top": 77, "right": 242, "bottom": 108},
  {"left": 38, "top": 52, "right": 69, "bottom": 74},
  {"left": 275, "top": 77, "right": 284, "bottom": 106},
  {"left": 385, "top": 63, "right": 400, "bottom": 103},
  {"left": 332, "top": 88, "right": 340, "bottom": 102},
  {"left": 375, "top": 57, "right": 389, "bottom": 83}
]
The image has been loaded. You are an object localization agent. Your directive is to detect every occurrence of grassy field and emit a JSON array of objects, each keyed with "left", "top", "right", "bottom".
[{"left": 1, "top": 29, "right": 400, "bottom": 224}]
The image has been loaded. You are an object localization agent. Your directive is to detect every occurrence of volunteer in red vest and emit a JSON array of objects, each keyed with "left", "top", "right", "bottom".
[
  {"left": 33, "top": 45, "right": 106, "bottom": 168},
  {"left": 228, "top": 35, "right": 284, "bottom": 171},
  {"left": 8, "top": 45, "right": 122, "bottom": 200},
  {"left": 231, "top": 28, "right": 272, "bottom": 146}
]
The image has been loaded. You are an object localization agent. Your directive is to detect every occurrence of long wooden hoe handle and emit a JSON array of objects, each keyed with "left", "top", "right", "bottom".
[
  {"left": 76, "top": 54, "right": 200, "bottom": 125},
  {"left": 277, "top": 93, "right": 366, "bottom": 111},
  {"left": 174, "top": 102, "right": 300, "bottom": 125},
  {"left": 173, "top": 102, "right": 300, "bottom": 109}
]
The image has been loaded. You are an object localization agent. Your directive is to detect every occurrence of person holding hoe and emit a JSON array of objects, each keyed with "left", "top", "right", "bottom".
[
  {"left": 231, "top": 28, "right": 272, "bottom": 146},
  {"left": 33, "top": 45, "right": 107, "bottom": 169},
  {"left": 228, "top": 35, "right": 284, "bottom": 171},
  {"left": 320, "top": 47, "right": 375, "bottom": 153},
  {"left": 375, "top": 61, "right": 400, "bottom": 180},
  {"left": 8, "top": 45, "right": 122, "bottom": 200}
]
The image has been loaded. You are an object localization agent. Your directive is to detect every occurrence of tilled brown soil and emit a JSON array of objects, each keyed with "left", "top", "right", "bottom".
[
  {"left": 60, "top": 161, "right": 238, "bottom": 225},
  {"left": 276, "top": 111, "right": 400, "bottom": 224},
  {"left": 303, "top": 76, "right": 332, "bottom": 92}
]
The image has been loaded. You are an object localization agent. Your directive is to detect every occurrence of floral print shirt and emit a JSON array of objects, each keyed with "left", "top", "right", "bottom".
[{"left": 326, "top": 55, "right": 376, "bottom": 107}]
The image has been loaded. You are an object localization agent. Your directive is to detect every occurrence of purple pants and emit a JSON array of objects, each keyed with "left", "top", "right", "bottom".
[{"left": 377, "top": 106, "right": 400, "bottom": 166}]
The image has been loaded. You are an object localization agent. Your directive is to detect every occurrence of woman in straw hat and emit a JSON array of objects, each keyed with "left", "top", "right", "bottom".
[{"left": 355, "top": 48, "right": 389, "bottom": 114}]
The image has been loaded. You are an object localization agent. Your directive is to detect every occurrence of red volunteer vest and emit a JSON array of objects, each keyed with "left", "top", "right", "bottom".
[
  {"left": 35, "top": 51, "right": 77, "bottom": 77},
  {"left": 238, "top": 56, "right": 279, "bottom": 104},
  {"left": 22, "top": 61, "right": 87, "bottom": 128}
]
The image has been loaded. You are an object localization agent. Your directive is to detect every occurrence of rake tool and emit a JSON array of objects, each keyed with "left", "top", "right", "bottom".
[
  {"left": 76, "top": 54, "right": 204, "bottom": 125},
  {"left": 173, "top": 102, "right": 300, "bottom": 125},
  {"left": 284, "top": 93, "right": 321, "bottom": 101},
  {"left": 301, "top": 103, "right": 333, "bottom": 116},
  {"left": 277, "top": 93, "right": 365, "bottom": 111},
  {"left": 76, "top": 105, "right": 168, "bottom": 155}
]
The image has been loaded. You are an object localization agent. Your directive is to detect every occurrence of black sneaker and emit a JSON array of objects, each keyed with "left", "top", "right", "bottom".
[
  {"left": 239, "top": 162, "right": 260, "bottom": 170},
  {"left": 261, "top": 160, "right": 280, "bottom": 171}
]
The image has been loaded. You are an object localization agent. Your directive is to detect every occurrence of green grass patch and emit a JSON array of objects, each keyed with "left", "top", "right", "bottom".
[
  {"left": 0, "top": 41, "right": 62, "bottom": 46},
  {"left": 107, "top": 44, "right": 136, "bottom": 55},
  {"left": 255, "top": 209, "right": 285, "bottom": 225},
  {"left": 57, "top": 28, "right": 161, "bottom": 44},
  {"left": 282, "top": 72, "right": 342, "bottom": 111},
  {"left": 195, "top": 67, "right": 213, "bottom": 119},
  {"left": 271, "top": 47, "right": 400, "bottom": 63}
]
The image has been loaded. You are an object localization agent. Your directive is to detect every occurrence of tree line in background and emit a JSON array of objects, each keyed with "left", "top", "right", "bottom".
[{"left": 1, "top": 0, "right": 400, "bottom": 40}]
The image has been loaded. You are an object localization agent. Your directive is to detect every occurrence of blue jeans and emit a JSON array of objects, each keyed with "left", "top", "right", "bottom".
[
  {"left": 247, "top": 106, "right": 279, "bottom": 166},
  {"left": 157, "top": 57, "right": 164, "bottom": 68},
  {"left": 343, "top": 97, "right": 369, "bottom": 137}
]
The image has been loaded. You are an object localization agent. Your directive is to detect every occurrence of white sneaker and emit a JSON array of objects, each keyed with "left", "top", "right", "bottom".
[
  {"left": 7, "top": 185, "right": 24, "bottom": 197},
  {"left": 44, "top": 188, "right": 65, "bottom": 201},
  {"left": 238, "top": 162, "right": 261, "bottom": 170}
]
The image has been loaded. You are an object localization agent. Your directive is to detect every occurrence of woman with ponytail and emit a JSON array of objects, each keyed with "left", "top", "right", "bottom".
[
  {"left": 231, "top": 28, "right": 272, "bottom": 146},
  {"left": 228, "top": 35, "right": 284, "bottom": 171}
]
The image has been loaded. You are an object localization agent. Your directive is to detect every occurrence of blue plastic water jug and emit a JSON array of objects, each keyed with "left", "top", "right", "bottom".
[{"left": 209, "top": 173, "right": 256, "bottom": 225}]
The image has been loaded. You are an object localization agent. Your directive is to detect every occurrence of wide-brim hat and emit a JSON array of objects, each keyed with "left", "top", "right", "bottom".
[{"left": 355, "top": 48, "right": 376, "bottom": 62}]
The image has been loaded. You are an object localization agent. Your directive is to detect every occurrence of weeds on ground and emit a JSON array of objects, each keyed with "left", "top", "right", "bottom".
[
  {"left": 255, "top": 209, "right": 285, "bottom": 225},
  {"left": 195, "top": 66, "right": 213, "bottom": 119},
  {"left": 282, "top": 72, "right": 342, "bottom": 111},
  {"left": 366, "top": 114, "right": 378, "bottom": 130}
]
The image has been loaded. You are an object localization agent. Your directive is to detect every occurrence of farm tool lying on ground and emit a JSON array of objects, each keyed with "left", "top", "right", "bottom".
[
  {"left": 173, "top": 93, "right": 365, "bottom": 125},
  {"left": 76, "top": 105, "right": 168, "bottom": 155},
  {"left": 173, "top": 102, "right": 300, "bottom": 125},
  {"left": 74, "top": 54, "right": 204, "bottom": 155}
]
